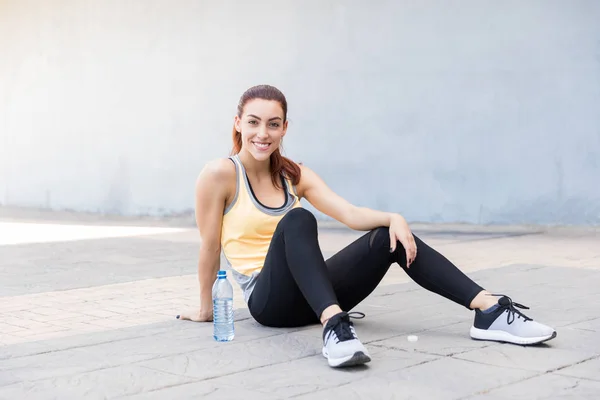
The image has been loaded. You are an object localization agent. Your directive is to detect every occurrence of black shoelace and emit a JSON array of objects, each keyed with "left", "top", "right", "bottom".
[
  {"left": 330, "top": 311, "right": 365, "bottom": 343},
  {"left": 489, "top": 293, "right": 533, "bottom": 325}
]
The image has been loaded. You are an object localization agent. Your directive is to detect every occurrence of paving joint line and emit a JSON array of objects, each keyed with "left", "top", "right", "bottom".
[
  {"left": 459, "top": 354, "right": 600, "bottom": 400},
  {"left": 363, "top": 320, "right": 471, "bottom": 346},
  {"left": 551, "top": 354, "right": 600, "bottom": 373},
  {"left": 0, "top": 329, "right": 291, "bottom": 386},
  {"left": 286, "top": 356, "right": 442, "bottom": 399},
  {"left": 457, "top": 370, "right": 547, "bottom": 400},
  {"left": 369, "top": 341, "right": 496, "bottom": 358},
  {"left": 137, "top": 352, "right": 324, "bottom": 396},
  {"left": 448, "top": 350, "right": 554, "bottom": 374}
]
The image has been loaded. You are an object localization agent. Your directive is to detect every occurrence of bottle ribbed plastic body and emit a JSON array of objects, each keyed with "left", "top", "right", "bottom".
[{"left": 212, "top": 270, "right": 234, "bottom": 342}]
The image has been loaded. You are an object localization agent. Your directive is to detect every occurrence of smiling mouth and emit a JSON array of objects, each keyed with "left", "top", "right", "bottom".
[{"left": 252, "top": 142, "right": 271, "bottom": 151}]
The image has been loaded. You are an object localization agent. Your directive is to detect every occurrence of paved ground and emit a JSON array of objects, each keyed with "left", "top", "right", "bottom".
[{"left": 1, "top": 206, "right": 599, "bottom": 399}]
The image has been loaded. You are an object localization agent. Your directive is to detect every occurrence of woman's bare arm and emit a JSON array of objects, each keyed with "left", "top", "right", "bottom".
[
  {"left": 179, "top": 158, "right": 236, "bottom": 322},
  {"left": 297, "top": 164, "right": 394, "bottom": 231},
  {"left": 297, "top": 164, "right": 418, "bottom": 266}
]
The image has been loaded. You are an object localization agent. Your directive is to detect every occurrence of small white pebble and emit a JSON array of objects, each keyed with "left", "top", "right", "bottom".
[{"left": 407, "top": 335, "right": 419, "bottom": 342}]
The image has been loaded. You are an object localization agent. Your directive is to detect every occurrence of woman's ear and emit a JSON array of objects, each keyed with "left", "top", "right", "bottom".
[
  {"left": 281, "top": 119, "right": 289, "bottom": 137},
  {"left": 234, "top": 115, "right": 242, "bottom": 133}
]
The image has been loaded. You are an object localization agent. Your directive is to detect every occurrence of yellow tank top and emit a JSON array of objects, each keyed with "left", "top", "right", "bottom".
[{"left": 220, "top": 155, "right": 301, "bottom": 302}]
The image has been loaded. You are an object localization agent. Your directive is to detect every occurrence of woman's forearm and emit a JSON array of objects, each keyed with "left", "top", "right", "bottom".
[
  {"left": 197, "top": 247, "right": 220, "bottom": 309},
  {"left": 345, "top": 206, "right": 400, "bottom": 231}
]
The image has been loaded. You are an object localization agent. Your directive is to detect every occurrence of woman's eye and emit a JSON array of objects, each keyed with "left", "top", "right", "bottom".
[
  {"left": 270, "top": 123, "right": 280, "bottom": 128},
  {"left": 248, "top": 120, "right": 258, "bottom": 125}
]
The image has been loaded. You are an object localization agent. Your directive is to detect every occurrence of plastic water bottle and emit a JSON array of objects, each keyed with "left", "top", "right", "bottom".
[{"left": 212, "top": 270, "right": 234, "bottom": 342}]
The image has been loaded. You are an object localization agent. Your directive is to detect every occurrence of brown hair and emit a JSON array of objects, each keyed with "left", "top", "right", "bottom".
[{"left": 231, "top": 84, "right": 301, "bottom": 188}]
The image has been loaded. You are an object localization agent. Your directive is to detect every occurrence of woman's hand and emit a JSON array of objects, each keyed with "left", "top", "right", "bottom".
[
  {"left": 177, "top": 308, "right": 213, "bottom": 322},
  {"left": 389, "top": 214, "right": 417, "bottom": 268}
]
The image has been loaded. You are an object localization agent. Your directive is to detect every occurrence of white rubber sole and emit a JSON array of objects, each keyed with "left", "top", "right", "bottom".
[
  {"left": 322, "top": 347, "right": 371, "bottom": 368},
  {"left": 470, "top": 326, "right": 557, "bottom": 345}
]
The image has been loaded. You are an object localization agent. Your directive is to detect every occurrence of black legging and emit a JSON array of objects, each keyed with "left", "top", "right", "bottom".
[{"left": 247, "top": 208, "right": 484, "bottom": 328}]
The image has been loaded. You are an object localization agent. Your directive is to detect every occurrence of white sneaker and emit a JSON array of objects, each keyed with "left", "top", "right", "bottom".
[
  {"left": 322, "top": 311, "right": 371, "bottom": 368},
  {"left": 470, "top": 294, "right": 557, "bottom": 345}
]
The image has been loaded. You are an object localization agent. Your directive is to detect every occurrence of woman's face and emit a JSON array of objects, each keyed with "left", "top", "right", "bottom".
[{"left": 235, "top": 99, "right": 288, "bottom": 162}]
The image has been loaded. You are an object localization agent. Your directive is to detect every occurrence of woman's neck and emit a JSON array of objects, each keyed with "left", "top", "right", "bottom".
[{"left": 238, "top": 150, "right": 271, "bottom": 180}]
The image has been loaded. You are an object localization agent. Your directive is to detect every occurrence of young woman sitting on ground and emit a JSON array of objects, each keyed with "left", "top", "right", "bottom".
[{"left": 178, "top": 84, "right": 556, "bottom": 368}]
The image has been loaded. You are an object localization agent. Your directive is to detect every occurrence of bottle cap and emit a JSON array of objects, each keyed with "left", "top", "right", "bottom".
[{"left": 217, "top": 270, "right": 227, "bottom": 277}]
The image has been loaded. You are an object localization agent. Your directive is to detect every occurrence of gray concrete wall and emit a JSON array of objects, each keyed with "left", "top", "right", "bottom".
[{"left": 1, "top": 0, "right": 599, "bottom": 225}]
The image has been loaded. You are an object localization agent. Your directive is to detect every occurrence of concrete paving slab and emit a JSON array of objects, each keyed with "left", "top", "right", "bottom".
[
  {"left": 1, "top": 209, "right": 599, "bottom": 399},
  {"left": 1, "top": 346, "right": 104, "bottom": 383},
  {"left": 454, "top": 343, "right": 592, "bottom": 373},
  {"left": 1, "top": 266, "right": 598, "bottom": 399},
  {"left": 0, "top": 237, "right": 199, "bottom": 296},
  {"left": 291, "top": 369, "right": 454, "bottom": 400},
  {"left": 196, "top": 347, "right": 438, "bottom": 399},
  {"left": 467, "top": 373, "right": 600, "bottom": 400},
  {"left": 0, "top": 365, "right": 194, "bottom": 399},
  {"left": 370, "top": 321, "right": 496, "bottom": 357},
  {"left": 135, "top": 333, "right": 323, "bottom": 381},
  {"left": 395, "top": 357, "right": 538, "bottom": 398},
  {"left": 123, "top": 384, "right": 285, "bottom": 400},
  {"left": 349, "top": 307, "right": 472, "bottom": 345},
  {"left": 556, "top": 357, "right": 600, "bottom": 382},
  {"left": 565, "top": 317, "right": 600, "bottom": 333},
  {"left": 526, "top": 304, "right": 600, "bottom": 329},
  {"left": 293, "top": 296, "right": 475, "bottom": 349},
  {"left": 0, "top": 308, "right": 255, "bottom": 361},
  {"left": 542, "top": 327, "right": 600, "bottom": 357}
]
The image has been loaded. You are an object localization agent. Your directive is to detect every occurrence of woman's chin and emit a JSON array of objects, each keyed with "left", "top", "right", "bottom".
[{"left": 249, "top": 150, "right": 272, "bottom": 162}]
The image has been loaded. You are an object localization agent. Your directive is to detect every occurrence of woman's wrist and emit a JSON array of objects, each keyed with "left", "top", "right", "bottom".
[
  {"left": 200, "top": 291, "right": 212, "bottom": 308},
  {"left": 388, "top": 213, "right": 404, "bottom": 226}
]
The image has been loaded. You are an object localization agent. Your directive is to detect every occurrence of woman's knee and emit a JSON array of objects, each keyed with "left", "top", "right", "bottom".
[
  {"left": 369, "top": 228, "right": 424, "bottom": 250},
  {"left": 368, "top": 227, "right": 391, "bottom": 250},
  {"left": 279, "top": 208, "right": 317, "bottom": 231}
]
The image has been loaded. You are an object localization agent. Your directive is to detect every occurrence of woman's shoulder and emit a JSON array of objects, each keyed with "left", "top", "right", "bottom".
[
  {"left": 199, "top": 157, "right": 236, "bottom": 180},
  {"left": 195, "top": 158, "right": 237, "bottom": 197},
  {"left": 297, "top": 163, "right": 318, "bottom": 183},
  {"left": 294, "top": 163, "right": 322, "bottom": 198}
]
